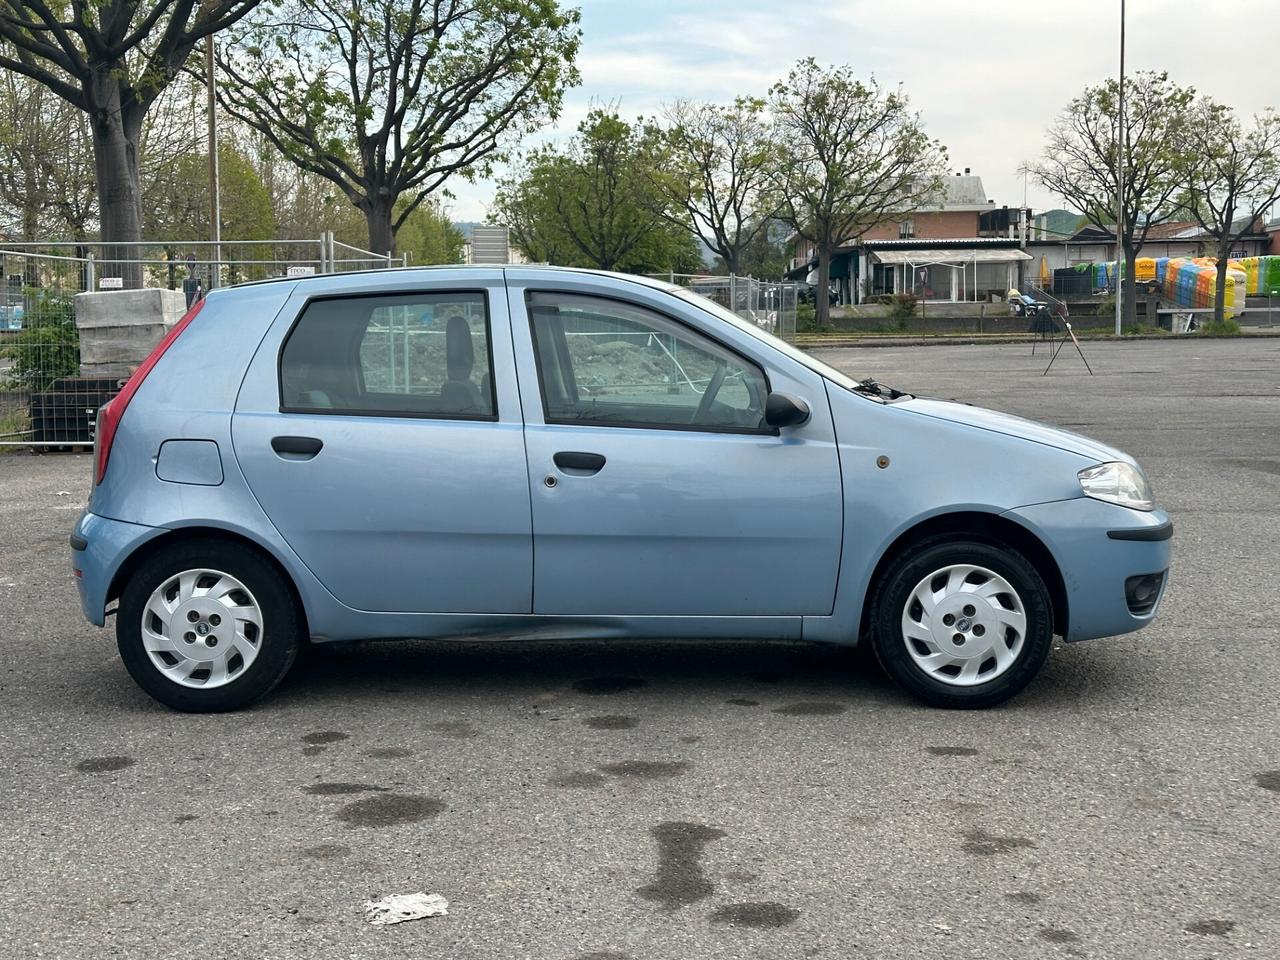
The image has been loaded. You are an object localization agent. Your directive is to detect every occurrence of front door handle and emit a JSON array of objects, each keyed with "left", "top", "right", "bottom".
[
  {"left": 271, "top": 435, "right": 323, "bottom": 460},
  {"left": 553, "top": 451, "right": 606, "bottom": 475}
]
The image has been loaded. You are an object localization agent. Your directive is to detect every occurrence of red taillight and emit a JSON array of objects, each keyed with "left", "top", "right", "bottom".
[{"left": 95, "top": 299, "right": 206, "bottom": 484}]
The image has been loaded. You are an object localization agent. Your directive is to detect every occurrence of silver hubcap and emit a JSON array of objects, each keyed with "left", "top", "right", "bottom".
[
  {"left": 141, "top": 568, "right": 263, "bottom": 689},
  {"left": 901, "top": 563, "right": 1027, "bottom": 687}
]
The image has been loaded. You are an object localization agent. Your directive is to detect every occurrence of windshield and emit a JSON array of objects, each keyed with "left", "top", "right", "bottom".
[{"left": 669, "top": 287, "right": 862, "bottom": 392}]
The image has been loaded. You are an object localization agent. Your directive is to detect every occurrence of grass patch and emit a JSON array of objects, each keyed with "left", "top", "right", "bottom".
[
  {"left": 0, "top": 407, "right": 31, "bottom": 451},
  {"left": 1200, "top": 317, "right": 1241, "bottom": 336}
]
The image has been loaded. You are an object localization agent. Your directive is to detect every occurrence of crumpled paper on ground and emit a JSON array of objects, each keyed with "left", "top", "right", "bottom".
[{"left": 363, "top": 892, "right": 449, "bottom": 925}]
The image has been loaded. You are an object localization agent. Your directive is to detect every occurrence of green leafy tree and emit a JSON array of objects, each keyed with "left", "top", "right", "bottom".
[
  {"left": 494, "top": 109, "right": 697, "bottom": 273},
  {"left": 216, "top": 0, "right": 581, "bottom": 255},
  {"left": 396, "top": 200, "right": 466, "bottom": 265},
  {"left": 714, "top": 218, "right": 790, "bottom": 279},
  {"left": 1025, "top": 71, "right": 1196, "bottom": 328},
  {"left": 656, "top": 98, "right": 778, "bottom": 275},
  {"left": 0, "top": 0, "right": 266, "bottom": 285},
  {"left": 1182, "top": 99, "right": 1280, "bottom": 324},
  {"left": 769, "top": 59, "right": 948, "bottom": 327}
]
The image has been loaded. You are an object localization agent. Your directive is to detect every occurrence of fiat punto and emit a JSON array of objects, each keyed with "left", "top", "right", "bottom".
[{"left": 71, "top": 267, "right": 1171, "bottom": 711}]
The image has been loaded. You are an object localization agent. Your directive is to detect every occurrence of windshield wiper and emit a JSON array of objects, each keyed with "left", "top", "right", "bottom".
[{"left": 853, "top": 378, "right": 912, "bottom": 401}]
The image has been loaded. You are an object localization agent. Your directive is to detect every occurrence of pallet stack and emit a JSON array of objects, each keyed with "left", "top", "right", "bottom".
[{"left": 28, "top": 376, "right": 122, "bottom": 447}]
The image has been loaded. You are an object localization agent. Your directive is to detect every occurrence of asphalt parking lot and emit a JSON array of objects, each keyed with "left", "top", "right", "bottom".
[{"left": 1, "top": 337, "right": 1277, "bottom": 959}]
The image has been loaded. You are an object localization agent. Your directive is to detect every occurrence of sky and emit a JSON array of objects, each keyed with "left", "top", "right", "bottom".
[{"left": 449, "top": 0, "right": 1280, "bottom": 224}]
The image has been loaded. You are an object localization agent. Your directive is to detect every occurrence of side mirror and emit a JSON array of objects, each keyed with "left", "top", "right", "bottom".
[{"left": 764, "top": 392, "right": 810, "bottom": 429}]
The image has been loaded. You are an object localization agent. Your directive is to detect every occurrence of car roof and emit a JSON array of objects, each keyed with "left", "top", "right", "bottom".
[{"left": 225, "top": 264, "right": 682, "bottom": 294}]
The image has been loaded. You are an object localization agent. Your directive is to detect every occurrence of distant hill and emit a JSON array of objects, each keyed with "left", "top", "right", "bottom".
[{"left": 1038, "top": 209, "right": 1084, "bottom": 240}]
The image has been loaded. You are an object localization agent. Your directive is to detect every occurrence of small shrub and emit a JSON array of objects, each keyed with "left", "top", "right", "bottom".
[
  {"left": 796, "top": 302, "right": 818, "bottom": 332},
  {"left": 884, "top": 292, "right": 917, "bottom": 330},
  {"left": 1200, "top": 317, "right": 1241, "bottom": 336},
  {"left": 0, "top": 291, "right": 79, "bottom": 391}
]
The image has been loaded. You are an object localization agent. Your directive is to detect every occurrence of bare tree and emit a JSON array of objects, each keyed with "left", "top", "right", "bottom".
[
  {"left": 769, "top": 59, "right": 948, "bottom": 327},
  {"left": 1025, "top": 71, "right": 1195, "bottom": 327},
  {"left": 216, "top": 0, "right": 581, "bottom": 255},
  {"left": 657, "top": 98, "right": 777, "bottom": 275},
  {"left": 1183, "top": 100, "right": 1280, "bottom": 324},
  {"left": 0, "top": 71, "right": 96, "bottom": 241},
  {"left": 0, "top": 0, "right": 264, "bottom": 284}
]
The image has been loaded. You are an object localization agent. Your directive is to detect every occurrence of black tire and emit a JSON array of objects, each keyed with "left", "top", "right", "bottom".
[
  {"left": 116, "top": 539, "right": 303, "bottom": 712},
  {"left": 869, "top": 537, "right": 1053, "bottom": 709}
]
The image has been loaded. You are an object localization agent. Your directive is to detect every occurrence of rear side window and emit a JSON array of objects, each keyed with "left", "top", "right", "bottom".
[{"left": 280, "top": 292, "right": 495, "bottom": 418}]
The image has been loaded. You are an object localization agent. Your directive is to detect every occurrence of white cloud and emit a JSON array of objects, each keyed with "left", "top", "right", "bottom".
[{"left": 447, "top": 0, "right": 1280, "bottom": 223}]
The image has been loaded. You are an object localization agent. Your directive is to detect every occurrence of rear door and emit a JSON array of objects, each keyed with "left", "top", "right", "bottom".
[
  {"left": 506, "top": 274, "right": 844, "bottom": 618},
  {"left": 232, "top": 272, "right": 532, "bottom": 613}
]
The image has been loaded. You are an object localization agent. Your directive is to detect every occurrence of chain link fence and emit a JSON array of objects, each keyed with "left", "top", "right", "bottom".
[
  {"left": 0, "top": 236, "right": 405, "bottom": 450},
  {"left": 650, "top": 273, "right": 800, "bottom": 342}
]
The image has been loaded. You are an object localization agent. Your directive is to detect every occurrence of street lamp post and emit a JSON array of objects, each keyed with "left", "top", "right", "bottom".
[{"left": 1115, "top": 0, "right": 1126, "bottom": 336}]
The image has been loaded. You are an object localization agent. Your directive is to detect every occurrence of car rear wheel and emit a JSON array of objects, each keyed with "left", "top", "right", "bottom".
[
  {"left": 870, "top": 537, "right": 1053, "bottom": 709},
  {"left": 117, "top": 539, "right": 302, "bottom": 712}
]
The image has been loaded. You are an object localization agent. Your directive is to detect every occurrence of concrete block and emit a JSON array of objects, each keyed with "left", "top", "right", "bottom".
[{"left": 74, "top": 288, "right": 187, "bottom": 377}]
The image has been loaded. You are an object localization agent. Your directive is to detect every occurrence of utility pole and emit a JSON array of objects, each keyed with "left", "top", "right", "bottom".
[
  {"left": 1115, "top": 0, "right": 1126, "bottom": 336},
  {"left": 206, "top": 36, "right": 222, "bottom": 290}
]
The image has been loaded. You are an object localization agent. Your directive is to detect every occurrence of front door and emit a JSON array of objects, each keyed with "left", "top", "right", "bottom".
[
  {"left": 509, "top": 285, "right": 843, "bottom": 618},
  {"left": 232, "top": 278, "right": 532, "bottom": 613}
]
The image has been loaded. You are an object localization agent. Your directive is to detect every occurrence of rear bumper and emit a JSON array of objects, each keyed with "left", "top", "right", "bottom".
[
  {"left": 1002, "top": 499, "right": 1172, "bottom": 642},
  {"left": 70, "top": 511, "right": 164, "bottom": 627}
]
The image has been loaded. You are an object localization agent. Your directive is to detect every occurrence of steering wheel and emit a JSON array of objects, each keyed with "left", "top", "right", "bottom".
[{"left": 691, "top": 360, "right": 728, "bottom": 425}]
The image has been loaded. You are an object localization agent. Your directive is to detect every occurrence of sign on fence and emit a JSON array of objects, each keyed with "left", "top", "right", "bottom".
[
  {"left": 98, "top": 277, "right": 124, "bottom": 290},
  {"left": 287, "top": 266, "right": 317, "bottom": 277}
]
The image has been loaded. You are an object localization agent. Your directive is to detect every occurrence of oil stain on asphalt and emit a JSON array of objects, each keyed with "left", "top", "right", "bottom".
[
  {"left": 725, "top": 698, "right": 760, "bottom": 707},
  {"left": 771, "top": 702, "right": 847, "bottom": 716},
  {"left": 573, "top": 677, "right": 647, "bottom": 695},
  {"left": 962, "top": 829, "right": 1035, "bottom": 856},
  {"left": 927, "top": 746, "right": 980, "bottom": 757},
  {"left": 1185, "top": 919, "right": 1234, "bottom": 936},
  {"left": 301, "top": 731, "right": 349, "bottom": 745},
  {"left": 336, "top": 793, "right": 444, "bottom": 828},
  {"left": 74, "top": 756, "right": 135, "bottom": 773},
  {"left": 636, "top": 821, "right": 727, "bottom": 910},
  {"left": 584, "top": 715, "right": 639, "bottom": 730},
  {"left": 365, "top": 747, "right": 414, "bottom": 759},
  {"left": 1253, "top": 771, "right": 1280, "bottom": 792},
  {"left": 303, "top": 782, "right": 388, "bottom": 796},
  {"left": 550, "top": 771, "right": 607, "bottom": 788},
  {"left": 599, "top": 760, "right": 688, "bottom": 780},
  {"left": 709, "top": 902, "right": 801, "bottom": 928},
  {"left": 1005, "top": 891, "right": 1042, "bottom": 906},
  {"left": 1038, "top": 927, "right": 1080, "bottom": 943}
]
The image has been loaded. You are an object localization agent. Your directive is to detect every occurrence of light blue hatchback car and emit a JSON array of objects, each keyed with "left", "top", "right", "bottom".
[{"left": 71, "top": 267, "right": 1171, "bottom": 711}]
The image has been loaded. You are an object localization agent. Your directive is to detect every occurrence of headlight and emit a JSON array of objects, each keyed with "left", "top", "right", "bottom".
[{"left": 1077, "top": 462, "right": 1155, "bottom": 511}]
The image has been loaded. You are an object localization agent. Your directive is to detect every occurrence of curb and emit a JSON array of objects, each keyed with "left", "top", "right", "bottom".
[{"left": 795, "top": 331, "right": 1280, "bottom": 349}]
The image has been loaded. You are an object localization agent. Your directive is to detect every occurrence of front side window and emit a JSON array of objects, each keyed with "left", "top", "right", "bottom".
[
  {"left": 527, "top": 292, "right": 768, "bottom": 432},
  {"left": 280, "top": 292, "right": 494, "bottom": 418}
]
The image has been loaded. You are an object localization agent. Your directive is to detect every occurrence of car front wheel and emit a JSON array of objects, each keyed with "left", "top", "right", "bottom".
[
  {"left": 116, "top": 539, "right": 302, "bottom": 712},
  {"left": 870, "top": 538, "right": 1053, "bottom": 709}
]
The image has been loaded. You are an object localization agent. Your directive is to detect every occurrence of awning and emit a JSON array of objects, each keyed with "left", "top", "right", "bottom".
[{"left": 871, "top": 248, "right": 1032, "bottom": 264}]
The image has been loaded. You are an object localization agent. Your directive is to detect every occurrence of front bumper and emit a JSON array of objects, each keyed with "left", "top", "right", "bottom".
[
  {"left": 70, "top": 511, "right": 165, "bottom": 627},
  {"left": 1002, "top": 498, "right": 1172, "bottom": 642}
]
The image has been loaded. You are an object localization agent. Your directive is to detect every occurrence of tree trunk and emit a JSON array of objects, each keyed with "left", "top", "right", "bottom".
[
  {"left": 1213, "top": 246, "right": 1230, "bottom": 326},
  {"left": 815, "top": 244, "right": 831, "bottom": 328},
  {"left": 88, "top": 78, "right": 144, "bottom": 289},
  {"left": 365, "top": 194, "right": 396, "bottom": 259},
  {"left": 1121, "top": 247, "right": 1138, "bottom": 330}
]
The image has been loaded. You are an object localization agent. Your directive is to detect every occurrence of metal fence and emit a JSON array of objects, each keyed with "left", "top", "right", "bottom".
[
  {"left": 0, "top": 235, "right": 406, "bottom": 450},
  {"left": 650, "top": 273, "right": 800, "bottom": 342}
]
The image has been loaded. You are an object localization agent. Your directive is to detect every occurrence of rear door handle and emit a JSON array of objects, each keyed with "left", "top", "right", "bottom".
[
  {"left": 553, "top": 451, "right": 606, "bottom": 475},
  {"left": 271, "top": 435, "right": 323, "bottom": 460}
]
